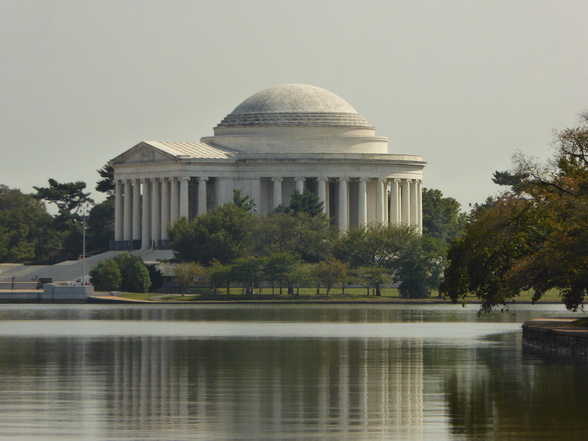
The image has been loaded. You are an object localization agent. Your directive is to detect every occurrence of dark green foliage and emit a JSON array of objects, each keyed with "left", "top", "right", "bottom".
[
  {"left": 421, "top": 188, "right": 466, "bottom": 242},
  {"left": 168, "top": 203, "right": 256, "bottom": 265},
  {"left": 147, "top": 264, "right": 164, "bottom": 291},
  {"left": 232, "top": 189, "right": 256, "bottom": 212},
  {"left": 86, "top": 198, "right": 114, "bottom": 253},
  {"left": 90, "top": 259, "right": 122, "bottom": 291},
  {"left": 263, "top": 252, "right": 297, "bottom": 294},
  {"left": 95, "top": 164, "right": 115, "bottom": 198},
  {"left": 33, "top": 178, "right": 93, "bottom": 222},
  {"left": 90, "top": 254, "right": 151, "bottom": 293},
  {"left": 286, "top": 189, "right": 324, "bottom": 217},
  {"left": 0, "top": 185, "right": 59, "bottom": 263},
  {"left": 252, "top": 212, "right": 334, "bottom": 262},
  {"left": 122, "top": 259, "right": 151, "bottom": 293}
]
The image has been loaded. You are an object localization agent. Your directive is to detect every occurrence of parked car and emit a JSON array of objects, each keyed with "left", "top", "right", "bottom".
[{"left": 36, "top": 277, "right": 53, "bottom": 289}]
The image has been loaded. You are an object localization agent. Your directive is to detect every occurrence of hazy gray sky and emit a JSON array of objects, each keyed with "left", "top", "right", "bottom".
[{"left": 1, "top": 0, "right": 587, "bottom": 209}]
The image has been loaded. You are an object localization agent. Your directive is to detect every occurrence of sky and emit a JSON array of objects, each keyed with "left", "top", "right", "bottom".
[{"left": 1, "top": 0, "right": 587, "bottom": 210}]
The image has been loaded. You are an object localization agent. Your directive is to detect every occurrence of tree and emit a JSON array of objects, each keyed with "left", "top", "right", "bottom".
[
  {"left": 313, "top": 259, "right": 348, "bottom": 297},
  {"left": 90, "top": 258, "right": 122, "bottom": 291},
  {"left": 355, "top": 266, "right": 391, "bottom": 296},
  {"left": 231, "top": 256, "right": 263, "bottom": 294},
  {"left": 168, "top": 203, "right": 256, "bottom": 265},
  {"left": 86, "top": 198, "right": 114, "bottom": 253},
  {"left": 123, "top": 259, "right": 152, "bottom": 293},
  {"left": 206, "top": 260, "right": 233, "bottom": 295},
  {"left": 442, "top": 112, "right": 588, "bottom": 311},
  {"left": 263, "top": 252, "right": 297, "bottom": 294},
  {"left": 174, "top": 262, "right": 206, "bottom": 294},
  {"left": 33, "top": 178, "right": 94, "bottom": 222},
  {"left": 0, "top": 185, "right": 58, "bottom": 262},
  {"left": 252, "top": 211, "right": 334, "bottom": 262},
  {"left": 232, "top": 189, "right": 256, "bottom": 212},
  {"left": 90, "top": 253, "right": 152, "bottom": 293},
  {"left": 334, "top": 223, "right": 418, "bottom": 269},
  {"left": 421, "top": 188, "right": 466, "bottom": 242},
  {"left": 95, "top": 164, "right": 115, "bottom": 198},
  {"left": 285, "top": 189, "right": 324, "bottom": 217}
]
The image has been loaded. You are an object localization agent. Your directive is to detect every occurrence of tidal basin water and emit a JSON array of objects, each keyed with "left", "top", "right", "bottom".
[{"left": 0, "top": 303, "right": 586, "bottom": 441}]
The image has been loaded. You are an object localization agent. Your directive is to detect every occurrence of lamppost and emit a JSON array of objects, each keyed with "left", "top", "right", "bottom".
[{"left": 81, "top": 204, "right": 88, "bottom": 284}]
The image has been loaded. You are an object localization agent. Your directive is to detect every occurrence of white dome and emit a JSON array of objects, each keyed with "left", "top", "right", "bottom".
[{"left": 216, "top": 84, "right": 373, "bottom": 129}]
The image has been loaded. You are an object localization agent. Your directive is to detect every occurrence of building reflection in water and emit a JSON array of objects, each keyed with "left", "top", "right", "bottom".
[{"left": 103, "top": 336, "right": 425, "bottom": 440}]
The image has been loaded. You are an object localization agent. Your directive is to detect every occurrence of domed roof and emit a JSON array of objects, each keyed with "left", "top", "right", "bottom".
[{"left": 216, "top": 84, "right": 373, "bottom": 129}]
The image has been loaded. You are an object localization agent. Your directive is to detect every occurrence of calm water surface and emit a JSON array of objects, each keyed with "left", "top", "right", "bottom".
[{"left": 0, "top": 303, "right": 585, "bottom": 441}]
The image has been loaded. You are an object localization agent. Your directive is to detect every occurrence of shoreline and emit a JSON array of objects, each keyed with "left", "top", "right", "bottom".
[{"left": 522, "top": 318, "right": 588, "bottom": 356}]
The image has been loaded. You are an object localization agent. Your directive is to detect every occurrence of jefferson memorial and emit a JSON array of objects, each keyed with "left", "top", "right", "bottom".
[{"left": 110, "top": 84, "right": 426, "bottom": 251}]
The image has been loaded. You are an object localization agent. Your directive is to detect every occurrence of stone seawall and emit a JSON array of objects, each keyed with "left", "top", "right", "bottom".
[{"left": 522, "top": 318, "right": 588, "bottom": 356}]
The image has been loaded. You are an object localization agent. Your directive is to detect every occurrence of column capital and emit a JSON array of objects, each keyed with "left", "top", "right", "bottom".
[
  {"left": 199, "top": 176, "right": 209, "bottom": 182},
  {"left": 178, "top": 176, "right": 190, "bottom": 182},
  {"left": 294, "top": 177, "right": 306, "bottom": 182},
  {"left": 378, "top": 177, "right": 388, "bottom": 183},
  {"left": 317, "top": 177, "right": 329, "bottom": 182},
  {"left": 358, "top": 177, "right": 369, "bottom": 183},
  {"left": 338, "top": 177, "right": 350, "bottom": 182},
  {"left": 271, "top": 177, "right": 283, "bottom": 183}
]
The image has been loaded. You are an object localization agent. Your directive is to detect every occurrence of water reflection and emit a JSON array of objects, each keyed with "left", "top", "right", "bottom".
[{"left": 0, "top": 304, "right": 584, "bottom": 440}]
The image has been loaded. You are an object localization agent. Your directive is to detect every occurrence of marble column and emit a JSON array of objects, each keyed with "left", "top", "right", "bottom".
[
  {"left": 161, "top": 178, "right": 170, "bottom": 240},
  {"left": 141, "top": 179, "right": 151, "bottom": 249},
  {"left": 198, "top": 177, "right": 208, "bottom": 215},
  {"left": 132, "top": 179, "right": 141, "bottom": 242},
  {"left": 170, "top": 178, "right": 179, "bottom": 223},
  {"left": 390, "top": 179, "right": 400, "bottom": 225},
  {"left": 123, "top": 180, "right": 132, "bottom": 241},
  {"left": 216, "top": 178, "right": 228, "bottom": 206},
  {"left": 295, "top": 177, "right": 305, "bottom": 194},
  {"left": 410, "top": 179, "right": 418, "bottom": 228},
  {"left": 401, "top": 179, "right": 410, "bottom": 225},
  {"left": 338, "top": 177, "right": 349, "bottom": 230},
  {"left": 179, "top": 177, "right": 189, "bottom": 218},
  {"left": 151, "top": 178, "right": 161, "bottom": 244},
  {"left": 416, "top": 180, "right": 423, "bottom": 232},
  {"left": 376, "top": 178, "right": 386, "bottom": 224},
  {"left": 114, "top": 180, "right": 123, "bottom": 241},
  {"left": 358, "top": 178, "right": 368, "bottom": 226},
  {"left": 272, "top": 177, "right": 283, "bottom": 209},
  {"left": 317, "top": 178, "right": 328, "bottom": 215}
]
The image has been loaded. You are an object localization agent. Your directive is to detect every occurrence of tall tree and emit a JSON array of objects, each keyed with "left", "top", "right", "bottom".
[
  {"left": 421, "top": 188, "right": 466, "bottom": 242},
  {"left": 442, "top": 111, "right": 588, "bottom": 311}
]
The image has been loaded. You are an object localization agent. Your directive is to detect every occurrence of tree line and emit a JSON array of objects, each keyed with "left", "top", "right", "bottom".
[
  {"left": 0, "top": 165, "right": 114, "bottom": 264},
  {"left": 166, "top": 189, "right": 463, "bottom": 298}
]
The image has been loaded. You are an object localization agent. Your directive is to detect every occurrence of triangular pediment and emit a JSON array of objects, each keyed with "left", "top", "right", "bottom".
[
  {"left": 110, "top": 141, "right": 235, "bottom": 165},
  {"left": 111, "top": 142, "right": 177, "bottom": 165}
]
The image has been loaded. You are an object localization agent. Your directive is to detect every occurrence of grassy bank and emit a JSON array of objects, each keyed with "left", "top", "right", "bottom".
[{"left": 119, "top": 287, "right": 564, "bottom": 304}]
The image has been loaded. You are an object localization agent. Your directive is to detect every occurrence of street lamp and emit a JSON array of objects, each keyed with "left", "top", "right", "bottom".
[{"left": 81, "top": 204, "right": 88, "bottom": 285}]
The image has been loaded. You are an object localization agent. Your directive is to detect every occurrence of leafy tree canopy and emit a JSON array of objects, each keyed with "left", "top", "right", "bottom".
[
  {"left": 33, "top": 178, "right": 94, "bottom": 222},
  {"left": 442, "top": 111, "right": 588, "bottom": 311}
]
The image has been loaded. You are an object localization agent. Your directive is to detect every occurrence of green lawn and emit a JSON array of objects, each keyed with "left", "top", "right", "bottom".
[{"left": 114, "top": 287, "right": 564, "bottom": 303}]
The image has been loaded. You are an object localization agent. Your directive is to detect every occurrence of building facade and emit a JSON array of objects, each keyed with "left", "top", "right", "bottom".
[{"left": 110, "top": 84, "right": 426, "bottom": 250}]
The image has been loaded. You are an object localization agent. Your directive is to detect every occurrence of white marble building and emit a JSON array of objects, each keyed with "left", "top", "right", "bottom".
[{"left": 110, "top": 84, "right": 426, "bottom": 250}]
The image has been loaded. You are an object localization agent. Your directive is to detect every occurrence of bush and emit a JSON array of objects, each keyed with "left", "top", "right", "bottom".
[{"left": 90, "top": 259, "right": 122, "bottom": 291}]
